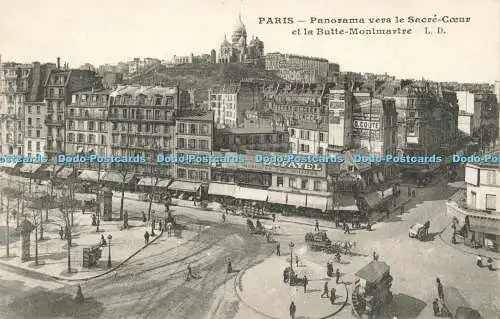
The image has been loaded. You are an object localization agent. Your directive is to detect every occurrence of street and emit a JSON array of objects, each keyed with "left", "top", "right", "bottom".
[{"left": 0, "top": 176, "right": 498, "bottom": 318}]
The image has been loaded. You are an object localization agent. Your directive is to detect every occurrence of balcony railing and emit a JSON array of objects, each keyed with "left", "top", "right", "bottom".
[{"left": 45, "top": 118, "right": 65, "bottom": 125}]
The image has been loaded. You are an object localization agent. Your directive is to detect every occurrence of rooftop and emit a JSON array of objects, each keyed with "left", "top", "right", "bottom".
[
  {"left": 355, "top": 261, "right": 390, "bottom": 284},
  {"left": 219, "top": 127, "right": 283, "bottom": 134},
  {"left": 289, "top": 122, "right": 328, "bottom": 132},
  {"left": 74, "top": 88, "right": 111, "bottom": 95},
  {"left": 176, "top": 110, "right": 213, "bottom": 121},
  {"left": 110, "top": 85, "right": 178, "bottom": 97}
]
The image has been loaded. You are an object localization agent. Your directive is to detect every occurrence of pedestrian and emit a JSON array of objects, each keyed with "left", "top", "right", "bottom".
[
  {"left": 351, "top": 219, "right": 355, "bottom": 229},
  {"left": 100, "top": 234, "right": 107, "bottom": 246},
  {"left": 344, "top": 224, "right": 350, "bottom": 234},
  {"left": 315, "top": 219, "right": 319, "bottom": 232},
  {"left": 436, "top": 278, "right": 444, "bottom": 300},
  {"left": 400, "top": 206, "right": 404, "bottom": 215},
  {"left": 412, "top": 190, "right": 416, "bottom": 197},
  {"left": 142, "top": 211, "right": 146, "bottom": 222},
  {"left": 272, "top": 213, "right": 276, "bottom": 223},
  {"left": 452, "top": 222, "right": 456, "bottom": 234},
  {"left": 303, "top": 275, "right": 308, "bottom": 292},
  {"left": 289, "top": 301, "right": 296, "bottom": 319},
  {"left": 373, "top": 251, "right": 379, "bottom": 261},
  {"left": 74, "top": 284, "right": 84, "bottom": 303},
  {"left": 330, "top": 287, "right": 336, "bottom": 304},
  {"left": 193, "top": 198, "right": 196, "bottom": 206},
  {"left": 476, "top": 255, "right": 483, "bottom": 267},
  {"left": 276, "top": 242, "right": 281, "bottom": 256},
  {"left": 408, "top": 186, "right": 411, "bottom": 197},
  {"left": 433, "top": 298, "right": 440, "bottom": 316},
  {"left": 321, "top": 281, "right": 329, "bottom": 298},
  {"left": 144, "top": 231, "right": 150, "bottom": 244},
  {"left": 283, "top": 269, "right": 288, "bottom": 283},
  {"left": 451, "top": 233, "right": 456, "bottom": 244},
  {"left": 336, "top": 268, "right": 341, "bottom": 284},
  {"left": 59, "top": 227, "right": 64, "bottom": 240},
  {"left": 295, "top": 255, "right": 299, "bottom": 268}
]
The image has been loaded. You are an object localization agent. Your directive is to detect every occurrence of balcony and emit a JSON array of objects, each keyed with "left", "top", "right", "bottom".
[
  {"left": 66, "top": 114, "right": 107, "bottom": 120},
  {"left": 45, "top": 118, "right": 65, "bottom": 126}
]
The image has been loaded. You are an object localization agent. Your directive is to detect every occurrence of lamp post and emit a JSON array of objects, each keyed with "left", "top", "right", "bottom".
[
  {"left": 289, "top": 241, "right": 295, "bottom": 274},
  {"left": 107, "top": 234, "right": 112, "bottom": 268}
]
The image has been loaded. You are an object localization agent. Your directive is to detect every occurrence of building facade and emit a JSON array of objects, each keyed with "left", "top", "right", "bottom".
[
  {"left": 44, "top": 66, "right": 100, "bottom": 156},
  {"left": 24, "top": 102, "right": 47, "bottom": 157},
  {"left": 216, "top": 127, "right": 289, "bottom": 152},
  {"left": 288, "top": 122, "right": 329, "bottom": 155},
  {"left": 327, "top": 87, "right": 354, "bottom": 151},
  {"left": 172, "top": 111, "right": 214, "bottom": 196},
  {"left": 446, "top": 161, "right": 500, "bottom": 252},
  {"left": 265, "top": 53, "right": 329, "bottom": 83},
  {"left": 208, "top": 82, "right": 262, "bottom": 128},
  {"left": 108, "top": 85, "right": 188, "bottom": 176}
]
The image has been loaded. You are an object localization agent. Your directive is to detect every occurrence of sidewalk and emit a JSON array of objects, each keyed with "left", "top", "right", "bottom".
[
  {"left": 438, "top": 223, "right": 500, "bottom": 260},
  {"left": 0, "top": 211, "right": 163, "bottom": 281},
  {"left": 236, "top": 256, "right": 348, "bottom": 319}
]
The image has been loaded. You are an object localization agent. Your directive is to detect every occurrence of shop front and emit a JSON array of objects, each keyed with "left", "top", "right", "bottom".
[
  {"left": 101, "top": 171, "right": 136, "bottom": 191},
  {"left": 467, "top": 215, "right": 500, "bottom": 252},
  {"left": 167, "top": 180, "right": 202, "bottom": 200}
]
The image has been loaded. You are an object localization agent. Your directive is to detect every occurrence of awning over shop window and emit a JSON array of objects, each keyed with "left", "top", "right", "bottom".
[
  {"left": 20, "top": 163, "right": 42, "bottom": 173},
  {"left": 168, "top": 181, "right": 201, "bottom": 193},
  {"left": 364, "top": 192, "right": 383, "bottom": 209},
  {"left": 208, "top": 183, "right": 237, "bottom": 197},
  {"left": 306, "top": 195, "right": 328, "bottom": 211},
  {"left": 468, "top": 216, "right": 500, "bottom": 234},
  {"left": 0, "top": 161, "right": 19, "bottom": 168},
  {"left": 330, "top": 195, "right": 359, "bottom": 211},
  {"left": 77, "top": 170, "right": 102, "bottom": 182},
  {"left": 44, "top": 165, "right": 62, "bottom": 173},
  {"left": 101, "top": 171, "right": 135, "bottom": 184},
  {"left": 267, "top": 191, "right": 288, "bottom": 205},
  {"left": 57, "top": 167, "right": 74, "bottom": 179},
  {"left": 137, "top": 177, "right": 171, "bottom": 188},
  {"left": 233, "top": 187, "right": 268, "bottom": 202},
  {"left": 287, "top": 193, "right": 307, "bottom": 208}
]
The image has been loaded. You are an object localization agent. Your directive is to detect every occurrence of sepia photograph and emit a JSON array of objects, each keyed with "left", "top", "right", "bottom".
[{"left": 0, "top": 0, "right": 499, "bottom": 318}]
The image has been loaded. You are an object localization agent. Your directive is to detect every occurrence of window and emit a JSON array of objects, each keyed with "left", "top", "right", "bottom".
[
  {"left": 177, "top": 138, "right": 185, "bottom": 149},
  {"left": 470, "top": 191, "right": 477, "bottom": 209},
  {"left": 178, "top": 123, "right": 185, "bottom": 134},
  {"left": 88, "top": 134, "right": 95, "bottom": 144},
  {"left": 199, "top": 140, "right": 208, "bottom": 150},
  {"left": 313, "top": 180, "right": 321, "bottom": 191},
  {"left": 289, "top": 178, "right": 296, "bottom": 188},
  {"left": 200, "top": 124, "right": 209, "bottom": 135},
  {"left": 88, "top": 121, "right": 94, "bottom": 131},
  {"left": 35, "top": 142, "right": 40, "bottom": 152},
  {"left": 68, "top": 133, "right": 74, "bottom": 142},
  {"left": 408, "top": 125, "right": 415, "bottom": 134},
  {"left": 319, "top": 132, "right": 325, "bottom": 142},
  {"left": 28, "top": 118, "right": 32, "bottom": 125},
  {"left": 177, "top": 168, "right": 186, "bottom": 179},
  {"left": 301, "top": 179, "right": 308, "bottom": 189},
  {"left": 188, "top": 139, "right": 196, "bottom": 149},
  {"left": 27, "top": 141, "right": 32, "bottom": 151},
  {"left": 36, "top": 130, "right": 40, "bottom": 138},
  {"left": 290, "top": 129, "right": 295, "bottom": 137},
  {"left": 300, "top": 144, "right": 310, "bottom": 153},
  {"left": 28, "top": 105, "right": 32, "bottom": 114},
  {"left": 155, "top": 96, "right": 162, "bottom": 106},
  {"left": 27, "top": 130, "right": 32, "bottom": 137},
  {"left": 188, "top": 170, "right": 197, "bottom": 180},
  {"left": 486, "top": 171, "right": 497, "bottom": 185},
  {"left": 486, "top": 194, "right": 496, "bottom": 211},
  {"left": 277, "top": 176, "right": 284, "bottom": 187},
  {"left": 36, "top": 118, "right": 41, "bottom": 126}
]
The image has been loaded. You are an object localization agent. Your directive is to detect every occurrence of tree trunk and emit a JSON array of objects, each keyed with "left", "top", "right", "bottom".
[
  {"left": 5, "top": 198, "right": 10, "bottom": 258},
  {"left": 35, "top": 222, "right": 39, "bottom": 265},
  {"left": 39, "top": 210, "right": 44, "bottom": 240},
  {"left": 119, "top": 175, "right": 126, "bottom": 221}
]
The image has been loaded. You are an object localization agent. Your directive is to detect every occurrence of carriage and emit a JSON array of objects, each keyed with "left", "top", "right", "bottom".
[
  {"left": 247, "top": 219, "right": 266, "bottom": 235},
  {"left": 283, "top": 267, "right": 306, "bottom": 286},
  {"left": 409, "top": 220, "right": 430, "bottom": 241}
]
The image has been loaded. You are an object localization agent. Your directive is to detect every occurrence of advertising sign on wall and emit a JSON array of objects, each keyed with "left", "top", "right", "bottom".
[{"left": 352, "top": 113, "right": 381, "bottom": 139}]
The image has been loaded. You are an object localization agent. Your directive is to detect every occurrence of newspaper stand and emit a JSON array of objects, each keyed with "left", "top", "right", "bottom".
[{"left": 82, "top": 244, "right": 102, "bottom": 268}]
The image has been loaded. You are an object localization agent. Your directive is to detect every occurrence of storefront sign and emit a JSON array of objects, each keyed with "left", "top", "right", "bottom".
[{"left": 353, "top": 120, "right": 380, "bottom": 130}]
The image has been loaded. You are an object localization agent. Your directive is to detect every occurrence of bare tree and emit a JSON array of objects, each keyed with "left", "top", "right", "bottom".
[
  {"left": 30, "top": 206, "right": 42, "bottom": 265},
  {"left": 57, "top": 191, "right": 77, "bottom": 273},
  {"left": 1, "top": 186, "right": 23, "bottom": 257},
  {"left": 118, "top": 163, "right": 131, "bottom": 221}
]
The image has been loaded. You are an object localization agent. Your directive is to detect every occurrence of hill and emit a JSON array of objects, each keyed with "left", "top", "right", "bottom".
[{"left": 127, "top": 63, "right": 287, "bottom": 103}]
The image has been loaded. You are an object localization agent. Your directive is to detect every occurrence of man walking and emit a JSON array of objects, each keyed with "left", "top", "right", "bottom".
[
  {"left": 432, "top": 298, "right": 440, "bottom": 316},
  {"left": 330, "top": 287, "right": 336, "bottom": 304},
  {"left": 336, "top": 268, "right": 341, "bottom": 284},
  {"left": 289, "top": 302, "right": 296, "bottom": 319},
  {"left": 276, "top": 242, "right": 281, "bottom": 256},
  {"left": 436, "top": 278, "right": 444, "bottom": 300},
  {"left": 144, "top": 231, "right": 150, "bottom": 244},
  {"left": 321, "top": 281, "right": 329, "bottom": 298},
  {"left": 303, "top": 275, "right": 308, "bottom": 293},
  {"left": 295, "top": 255, "right": 299, "bottom": 268},
  {"left": 315, "top": 219, "right": 319, "bottom": 232}
]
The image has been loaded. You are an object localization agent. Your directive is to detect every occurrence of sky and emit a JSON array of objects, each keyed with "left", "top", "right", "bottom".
[{"left": 0, "top": 0, "right": 499, "bottom": 83}]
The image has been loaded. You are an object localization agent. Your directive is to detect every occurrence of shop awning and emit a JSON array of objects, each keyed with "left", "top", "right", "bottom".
[
  {"left": 233, "top": 187, "right": 268, "bottom": 202},
  {"left": 57, "top": 167, "right": 74, "bottom": 179},
  {"left": 364, "top": 192, "right": 383, "bottom": 208},
  {"left": 20, "top": 163, "right": 42, "bottom": 173},
  {"left": 77, "top": 170, "right": 102, "bottom": 182},
  {"left": 355, "top": 261, "right": 390, "bottom": 284},
  {"left": 208, "top": 183, "right": 237, "bottom": 197},
  {"left": 0, "top": 161, "right": 19, "bottom": 168},
  {"left": 468, "top": 216, "right": 500, "bottom": 234},
  {"left": 267, "top": 191, "right": 288, "bottom": 205},
  {"left": 287, "top": 193, "right": 307, "bottom": 208},
  {"left": 44, "top": 165, "right": 62, "bottom": 173},
  {"left": 306, "top": 195, "right": 328, "bottom": 211},
  {"left": 332, "top": 195, "right": 359, "bottom": 211},
  {"left": 137, "top": 177, "right": 171, "bottom": 188},
  {"left": 168, "top": 181, "right": 201, "bottom": 193},
  {"left": 101, "top": 171, "right": 135, "bottom": 184}
]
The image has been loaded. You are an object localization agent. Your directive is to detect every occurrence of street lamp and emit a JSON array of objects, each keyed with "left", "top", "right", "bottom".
[
  {"left": 289, "top": 241, "right": 295, "bottom": 275},
  {"left": 107, "top": 234, "right": 112, "bottom": 268}
]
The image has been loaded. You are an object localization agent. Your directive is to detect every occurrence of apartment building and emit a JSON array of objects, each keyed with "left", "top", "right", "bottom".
[{"left": 288, "top": 122, "right": 329, "bottom": 155}]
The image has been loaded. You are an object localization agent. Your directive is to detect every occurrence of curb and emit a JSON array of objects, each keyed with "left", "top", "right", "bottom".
[
  {"left": 438, "top": 225, "right": 500, "bottom": 261},
  {"left": 234, "top": 259, "right": 349, "bottom": 319},
  {"left": 0, "top": 230, "right": 164, "bottom": 283}
]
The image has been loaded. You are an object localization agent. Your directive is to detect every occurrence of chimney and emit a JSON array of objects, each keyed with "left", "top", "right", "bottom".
[{"left": 57, "top": 57, "right": 60, "bottom": 69}]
